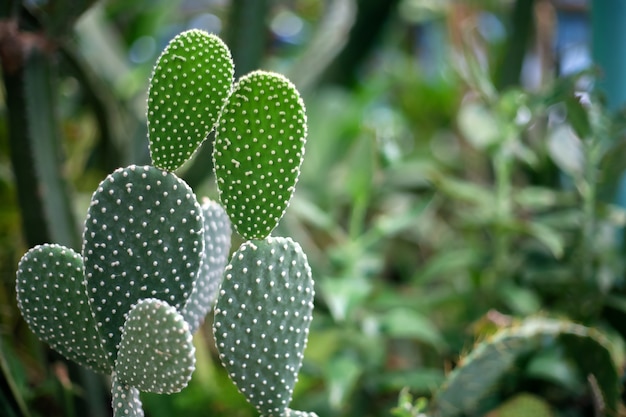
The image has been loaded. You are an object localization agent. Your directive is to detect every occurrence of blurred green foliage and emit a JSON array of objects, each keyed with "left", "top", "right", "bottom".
[{"left": 1, "top": 0, "right": 626, "bottom": 416}]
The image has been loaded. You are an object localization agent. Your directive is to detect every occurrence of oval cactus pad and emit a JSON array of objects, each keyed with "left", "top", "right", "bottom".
[
  {"left": 16, "top": 244, "right": 112, "bottom": 374},
  {"left": 115, "top": 298, "right": 196, "bottom": 394},
  {"left": 148, "top": 29, "right": 234, "bottom": 171},
  {"left": 213, "top": 70, "right": 307, "bottom": 240},
  {"left": 182, "top": 198, "right": 232, "bottom": 334},
  {"left": 83, "top": 165, "right": 204, "bottom": 358},
  {"left": 213, "top": 237, "right": 315, "bottom": 417}
]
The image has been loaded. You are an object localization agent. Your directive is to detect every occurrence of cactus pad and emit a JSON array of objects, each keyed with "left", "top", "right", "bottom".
[
  {"left": 83, "top": 165, "right": 204, "bottom": 359},
  {"left": 112, "top": 372, "right": 144, "bottom": 417},
  {"left": 148, "top": 29, "right": 234, "bottom": 171},
  {"left": 213, "top": 71, "right": 307, "bottom": 240},
  {"left": 16, "top": 244, "right": 111, "bottom": 374},
  {"left": 115, "top": 298, "right": 196, "bottom": 394},
  {"left": 182, "top": 197, "right": 232, "bottom": 334},
  {"left": 213, "top": 237, "right": 315, "bottom": 417}
]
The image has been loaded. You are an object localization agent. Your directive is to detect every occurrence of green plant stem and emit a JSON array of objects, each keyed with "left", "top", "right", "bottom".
[
  {"left": 579, "top": 139, "right": 598, "bottom": 284},
  {"left": 491, "top": 148, "right": 513, "bottom": 284},
  {"left": 226, "top": 0, "right": 270, "bottom": 77}
]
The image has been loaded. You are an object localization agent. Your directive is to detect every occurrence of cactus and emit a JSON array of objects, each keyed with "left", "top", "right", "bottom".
[
  {"left": 147, "top": 30, "right": 234, "bottom": 172},
  {"left": 16, "top": 28, "right": 315, "bottom": 417},
  {"left": 428, "top": 318, "right": 620, "bottom": 417},
  {"left": 214, "top": 237, "right": 315, "bottom": 417},
  {"left": 16, "top": 166, "right": 231, "bottom": 416},
  {"left": 213, "top": 70, "right": 307, "bottom": 240}
]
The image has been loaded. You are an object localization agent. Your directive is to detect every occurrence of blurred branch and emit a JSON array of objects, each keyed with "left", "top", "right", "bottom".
[
  {"left": 288, "top": 0, "right": 357, "bottom": 93},
  {"left": 60, "top": 44, "right": 124, "bottom": 173},
  {"left": 495, "top": 0, "right": 535, "bottom": 89},
  {"left": 321, "top": 0, "right": 401, "bottom": 87},
  {"left": 226, "top": 0, "right": 271, "bottom": 77}
]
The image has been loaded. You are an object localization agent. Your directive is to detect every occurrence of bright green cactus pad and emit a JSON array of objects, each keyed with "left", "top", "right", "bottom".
[
  {"left": 16, "top": 244, "right": 112, "bottom": 374},
  {"left": 213, "top": 70, "right": 307, "bottom": 240},
  {"left": 83, "top": 165, "right": 204, "bottom": 359},
  {"left": 148, "top": 29, "right": 234, "bottom": 171},
  {"left": 182, "top": 197, "right": 232, "bottom": 334},
  {"left": 112, "top": 372, "right": 144, "bottom": 417},
  {"left": 115, "top": 298, "right": 196, "bottom": 394},
  {"left": 213, "top": 237, "right": 315, "bottom": 417}
]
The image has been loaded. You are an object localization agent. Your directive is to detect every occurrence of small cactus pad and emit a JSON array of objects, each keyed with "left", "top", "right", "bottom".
[
  {"left": 83, "top": 165, "right": 204, "bottom": 359},
  {"left": 213, "top": 70, "right": 307, "bottom": 240},
  {"left": 112, "top": 371, "right": 144, "bottom": 417},
  {"left": 16, "top": 244, "right": 111, "bottom": 374},
  {"left": 115, "top": 298, "right": 196, "bottom": 394},
  {"left": 148, "top": 29, "right": 234, "bottom": 171},
  {"left": 182, "top": 198, "right": 232, "bottom": 334},
  {"left": 213, "top": 237, "right": 315, "bottom": 417}
]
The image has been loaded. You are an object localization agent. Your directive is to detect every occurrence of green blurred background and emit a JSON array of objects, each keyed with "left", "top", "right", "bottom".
[{"left": 2, "top": 0, "right": 626, "bottom": 416}]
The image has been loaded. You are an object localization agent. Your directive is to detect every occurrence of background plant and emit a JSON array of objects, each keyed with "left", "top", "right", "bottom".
[{"left": 2, "top": 1, "right": 626, "bottom": 417}]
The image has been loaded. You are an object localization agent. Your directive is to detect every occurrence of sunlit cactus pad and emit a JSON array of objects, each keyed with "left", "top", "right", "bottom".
[
  {"left": 182, "top": 198, "right": 232, "bottom": 334},
  {"left": 16, "top": 244, "right": 111, "bottom": 374},
  {"left": 214, "top": 237, "right": 315, "bottom": 417},
  {"left": 115, "top": 298, "right": 195, "bottom": 394},
  {"left": 213, "top": 70, "right": 307, "bottom": 240},
  {"left": 148, "top": 29, "right": 234, "bottom": 171},
  {"left": 83, "top": 165, "right": 204, "bottom": 358}
]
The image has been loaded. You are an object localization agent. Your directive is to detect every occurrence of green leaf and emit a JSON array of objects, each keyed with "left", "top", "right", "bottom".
[
  {"left": 213, "top": 70, "right": 307, "bottom": 240},
  {"left": 379, "top": 308, "right": 445, "bottom": 350},
  {"left": 16, "top": 244, "right": 111, "bottom": 373},
  {"left": 213, "top": 237, "right": 315, "bottom": 417},
  {"left": 111, "top": 371, "right": 144, "bottom": 417},
  {"left": 83, "top": 165, "right": 204, "bottom": 360},
  {"left": 115, "top": 298, "right": 196, "bottom": 394},
  {"left": 148, "top": 29, "right": 234, "bottom": 171},
  {"left": 182, "top": 198, "right": 232, "bottom": 334}
]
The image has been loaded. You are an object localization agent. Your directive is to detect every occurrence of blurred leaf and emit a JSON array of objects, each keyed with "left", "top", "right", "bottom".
[
  {"left": 485, "top": 393, "right": 554, "bottom": 417},
  {"left": 457, "top": 101, "right": 501, "bottom": 150},
  {"left": 320, "top": 276, "right": 372, "bottom": 322},
  {"left": 325, "top": 354, "right": 363, "bottom": 410},
  {"left": 379, "top": 308, "right": 445, "bottom": 350},
  {"left": 524, "top": 222, "right": 565, "bottom": 259},
  {"left": 547, "top": 125, "right": 584, "bottom": 177},
  {"left": 565, "top": 94, "right": 592, "bottom": 140},
  {"left": 375, "top": 368, "right": 445, "bottom": 393}
]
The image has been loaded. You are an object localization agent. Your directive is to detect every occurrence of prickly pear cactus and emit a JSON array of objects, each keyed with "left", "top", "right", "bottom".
[
  {"left": 16, "top": 166, "right": 229, "bottom": 416},
  {"left": 16, "top": 27, "right": 316, "bottom": 417},
  {"left": 115, "top": 298, "right": 196, "bottom": 393},
  {"left": 213, "top": 70, "right": 307, "bottom": 240},
  {"left": 148, "top": 29, "right": 234, "bottom": 171},
  {"left": 182, "top": 198, "right": 232, "bottom": 333},
  {"left": 83, "top": 165, "right": 203, "bottom": 358},
  {"left": 428, "top": 318, "right": 619, "bottom": 417},
  {"left": 214, "top": 237, "right": 316, "bottom": 417},
  {"left": 16, "top": 244, "right": 111, "bottom": 374}
]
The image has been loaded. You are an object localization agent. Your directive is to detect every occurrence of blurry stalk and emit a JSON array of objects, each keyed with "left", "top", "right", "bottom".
[
  {"left": 1, "top": 4, "right": 108, "bottom": 417},
  {"left": 495, "top": 0, "right": 535, "bottom": 90},
  {"left": 226, "top": 0, "right": 270, "bottom": 77},
  {"left": 492, "top": 148, "right": 513, "bottom": 283},
  {"left": 579, "top": 137, "right": 598, "bottom": 285}
]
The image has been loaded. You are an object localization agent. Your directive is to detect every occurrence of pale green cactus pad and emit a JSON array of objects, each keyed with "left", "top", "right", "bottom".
[
  {"left": 112, "top": 372, "right": 144, "bottom": 417},
  {"left": 213, "top": 237, "right": 316, "bottom": 417},
  {"left": 213, "top": 71, "right": 307, "bottom": 240},
  {"left": 429, "top": 318, "right": 619, "bottom": 417},
  {"left": 16, "top": 244, "right": 111, "bottom": 374},
  {"left": 148, "top": 29, "right": 234, "bottom": 171},
  {"left": 182, "top": 198, "right": 232, "bottom": 334},
  {"left": 115, "top": 298, "right": 196, "bottom": 394},
  {"left": 83, "top": 165, "right": 204, "bottom": 359}
]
